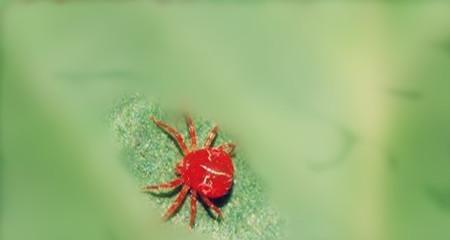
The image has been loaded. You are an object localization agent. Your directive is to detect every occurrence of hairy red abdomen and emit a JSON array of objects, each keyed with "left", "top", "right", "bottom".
[{"left": 178, "top": 148, "right": 234, "bottom": 199}]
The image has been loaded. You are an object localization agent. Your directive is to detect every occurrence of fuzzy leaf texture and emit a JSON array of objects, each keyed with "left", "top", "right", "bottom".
[{"left": 110, "top": 94, "right": 282, "bottom": 240}]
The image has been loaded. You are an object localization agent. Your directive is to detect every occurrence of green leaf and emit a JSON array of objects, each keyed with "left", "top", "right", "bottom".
[{"left": 110, "top": 94, "right": 282, "bottom": 240}]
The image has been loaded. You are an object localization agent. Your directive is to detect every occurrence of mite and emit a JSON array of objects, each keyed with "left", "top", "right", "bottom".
[{"left": 143, "top": 114, "right": 235, "bottom": 228}]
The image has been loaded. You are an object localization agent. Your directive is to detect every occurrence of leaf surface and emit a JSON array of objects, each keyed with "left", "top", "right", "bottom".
[{"left": 111, "top": 94, "right": 282, "bottom": 240}]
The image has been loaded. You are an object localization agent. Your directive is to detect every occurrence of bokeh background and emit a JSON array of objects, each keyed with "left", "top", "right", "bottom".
[{"left": 2, "top": 1, "right": 450, "bottom": 240}]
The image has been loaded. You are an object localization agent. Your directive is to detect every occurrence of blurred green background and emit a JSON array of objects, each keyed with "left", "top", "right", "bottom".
[{"left": 1, "top": 1, "right": 450, "bottom": 240}]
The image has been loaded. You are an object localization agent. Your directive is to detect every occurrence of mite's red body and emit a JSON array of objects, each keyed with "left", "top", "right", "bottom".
[
  {"left": 143, "top": 115, "right": 235, "bottom": 228},
  {"left": 179, "top": 149, "right": 234, "bottom": 198}
]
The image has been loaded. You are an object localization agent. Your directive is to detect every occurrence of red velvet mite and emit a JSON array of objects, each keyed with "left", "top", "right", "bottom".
[{"left": 143, "top": 114, "right": 235, "bottom": 228}]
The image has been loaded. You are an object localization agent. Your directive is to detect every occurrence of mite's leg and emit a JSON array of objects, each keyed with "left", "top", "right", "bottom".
[
  {"left": 189, "top": 190, "right": 198, "bottom": 228},
  {"left": 163, "top": 185, "right": 190, "bottom": 221},
  {"left": 203, "top": 125, "right": 219, "bottom": 148},
  {"left": 185, "top": 114, "right": 197, "bottom": 151},
  {"left": 199, "top": 194, "right": 223, "bottom": 219},
  {"left": 218, "top": 143, "right": 236, "bottom": 155},
  {"left": 142, "top": 178, "right": 183, "bottom": 192},
  {"left": 149, "top": 116, "right": 189, "bottom": 155}
]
